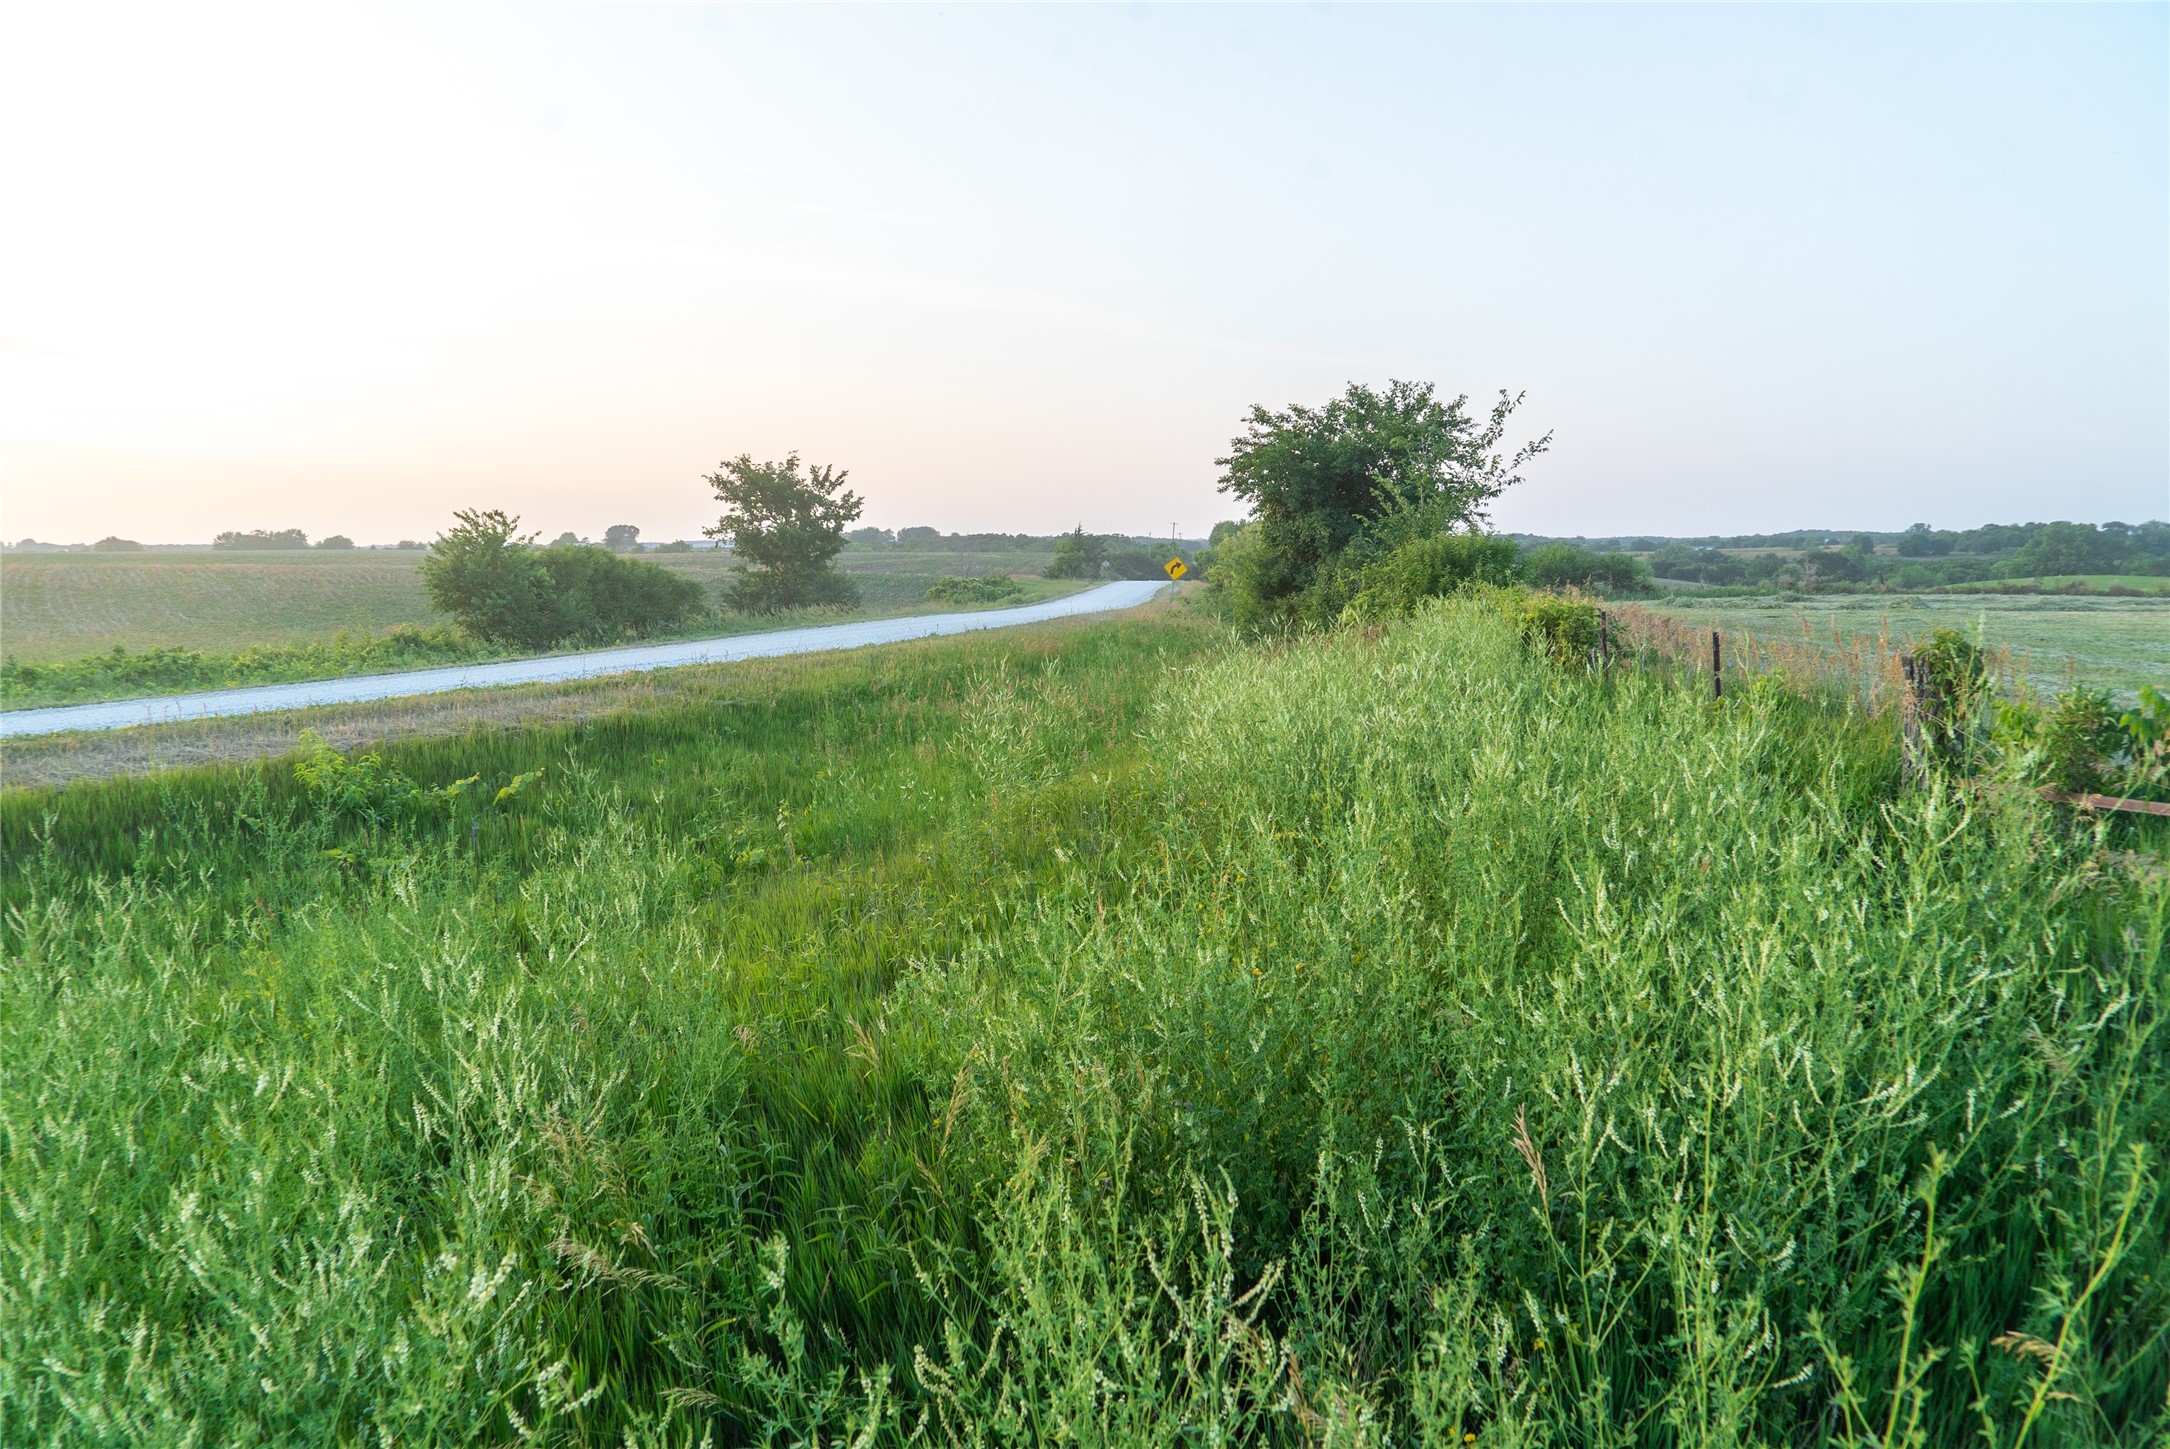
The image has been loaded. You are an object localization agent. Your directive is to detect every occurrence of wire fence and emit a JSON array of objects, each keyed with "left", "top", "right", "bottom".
[{"left": 1605, "top": 601, "right": 2025, "bottom": 718}]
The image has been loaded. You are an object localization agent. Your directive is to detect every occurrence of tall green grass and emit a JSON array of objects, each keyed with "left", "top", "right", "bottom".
[
  {"left": 2, "top": 600, "right": 2161, "bottom": 1446},
  {"left": 0, "top": 627, "right": 500, "bottom": 708}
]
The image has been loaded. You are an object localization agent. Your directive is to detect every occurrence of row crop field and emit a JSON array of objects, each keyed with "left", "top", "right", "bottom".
[
  {"left": 3, "top": 598, "right": 2163, "bottom": 1446},
  {"left": 0, "top": 548, "right": 1061, "bottom": 664}
]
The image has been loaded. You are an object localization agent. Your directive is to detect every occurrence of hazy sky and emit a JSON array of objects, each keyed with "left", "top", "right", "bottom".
[{"left": 3, "top": 3, "right": 2164, "bottom": 544}]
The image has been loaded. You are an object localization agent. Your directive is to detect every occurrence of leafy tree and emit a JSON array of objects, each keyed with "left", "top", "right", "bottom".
[
  {"left": 604, "top": 524, "right": 641, "bottom": 551},
  {"left": 1104, "top": 544, "right": 1179, "bottom": 580},
  {"left": 316, "top": 535, "right": 355, "bottom": 550},
  {"left": 704, "top": 453, "right": 864, "bottom": 612},
  {"left": 1953, "top": 523, "right": 2033, "bottom": 555},
  {"left": 1214, "top": 380, "right": 1548, "bottom": 625},
  {"left": 1897, "top": 523, "right": 1953, "bottom": 557},
  {"left": 846, "top": 526, "right": 895, "bottom": 546},
  {"left": 1793, "top": 547, "right": 1869, "bottom": 588},
  {"left": 91, "top": 536, "right": 144, "bottom": 552},
  {"left": 1647, "top": 544, "right": 1745, "bottom": 586},
  {"left": 552, "top": 531, "right": 583, "bottom": 547},
  {"left": 1045, "top": 526, "right": 1108, "bottom": 579},
  {"left": 2005, "top": 521, "right": 2124, "bottom": 577},
  {"left": 896, "top": 526, "right": 941, "bottom": 547},
  {"left": 421, "top": 510, "right": 560, "bottom": 648}
]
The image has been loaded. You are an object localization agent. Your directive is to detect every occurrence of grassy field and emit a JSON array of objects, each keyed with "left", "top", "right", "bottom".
[
  {"left": 1644, "top": 592, "right": 2170, "bottom": 700},
  {"left": 0, "top": 548, "right": 1061, "bottom": 663},
  {"left": 4, "top": 598, "right": 2162, "bottom": 1446},
  {"left": 1939, "top": 575, "right": 2170, "bottom": 597}
]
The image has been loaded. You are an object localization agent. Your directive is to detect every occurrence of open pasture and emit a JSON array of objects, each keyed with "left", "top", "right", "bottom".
[{"left": 1644, "top": 591, "right": 2170, "bottom": 699}]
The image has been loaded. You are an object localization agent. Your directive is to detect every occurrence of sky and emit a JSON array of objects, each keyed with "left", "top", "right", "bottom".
[{"left": 1, "top": 3, "right": 2164, "bottom": 545}]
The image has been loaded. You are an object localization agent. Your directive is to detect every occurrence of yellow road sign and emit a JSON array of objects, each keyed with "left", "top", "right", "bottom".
[{"left": 1164, "top": 557, "right": 1187, "bottom": 580}]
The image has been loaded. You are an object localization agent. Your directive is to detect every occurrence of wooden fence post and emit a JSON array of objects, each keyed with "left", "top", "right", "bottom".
[
  {"left": 1898, "top": 652, "right": 1925, "bottom": 786},
  {"left": 1711, "top": 630, "right": 1722, "bottom": 700}
]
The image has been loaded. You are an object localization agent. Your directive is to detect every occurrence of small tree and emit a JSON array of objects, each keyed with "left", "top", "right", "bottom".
[
  {"left": 421, "top": 509, "right": 559, "bottom": 648},
  {"left": 604, "top": 524, "right": 641, "bottom": 551},
  {"left": 704, "top": 453, "right": 864, "bottom": 612},
  {"left": 316, "top": 534, "right": 355, "bottom": 550},
  {"left": 1045, "top": 526, "right": 1108, "bottom": 579}
]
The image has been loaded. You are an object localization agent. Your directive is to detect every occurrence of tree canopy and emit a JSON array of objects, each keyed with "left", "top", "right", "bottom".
[
  {"left": 1211, "top": 380, "right": 1549, "bottom": 626},
  {"left": 704, "top": 454, "right": 864, "bottom": 613},
  {"left": 214, "top": 528, "right": 309, "bottom": 550}
]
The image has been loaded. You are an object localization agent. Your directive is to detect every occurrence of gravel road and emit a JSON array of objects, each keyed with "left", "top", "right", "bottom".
[{"left": 1, "top": 580, "right": 1169, "bottom": 738}]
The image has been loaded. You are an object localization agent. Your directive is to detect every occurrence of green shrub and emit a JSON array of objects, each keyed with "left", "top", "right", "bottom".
[
  {"left": 1508, "top": 589, "right": 1602, "bottom": 665},
  {"left": 536, "top": 542, "right": 705, "bottom": 642},
  {"left": 1347, "top": 531, "right": 1523, "bottom": 618},
  {"left": 1903, "top": 627, "right": 1991, "bottom": 766},
  {"left": 1995, "top": 683, "right": 2167, "bottom": 800},
  {"left": 422, "top": 508, "right": 705, "bottom": 648},
  {"left": 924, "top": 574, "right": 1026, "bottom": 605},
  {"left": 2040, "top": 688, "right": 2125, "bottom": 793},
  {"left": 293, "top": 731, "right": 450, "bottom": 826},
  {"left": 0, "top": 627, "right": 494, "bottom": 708}
]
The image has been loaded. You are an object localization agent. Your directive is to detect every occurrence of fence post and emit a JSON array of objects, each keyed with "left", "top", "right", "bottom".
[
  {"left": 1711, "top": 630, "right": 1722, "bottom": 700},
  {"left": 1597, "top": 610, "right": 1611, "bottom": 673},
  {"left": 1898, "top": 652, "right": 1925, "bottom": 786}
]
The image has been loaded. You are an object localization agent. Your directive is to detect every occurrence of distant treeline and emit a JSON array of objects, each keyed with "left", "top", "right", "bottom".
[
  {"left": 1519, "top": 519, "right": 2169, "bottom": 560},
  {"left": 1517, "top": 520, "right": 2170, "bottom": 589},
  {"left": 845, "top": 527, "right": 1203, "bottom": 553}
]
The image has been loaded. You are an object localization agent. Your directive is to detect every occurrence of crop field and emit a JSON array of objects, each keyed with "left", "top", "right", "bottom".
[
  {"left": 0, "top": 551, "right": 1083, "bottom": 708},
  {"left": 3, "top": 597, "right": 2163, "bottom": 1447},
  {"left": 1644, "top": 592, "right": 2170, "bottom": 700},
  {"left": 0, "top": 549, "right": 1065, "bottom": 662},
  {"left": 1, "top": 552, "right": 447, "bottom": 660}
]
